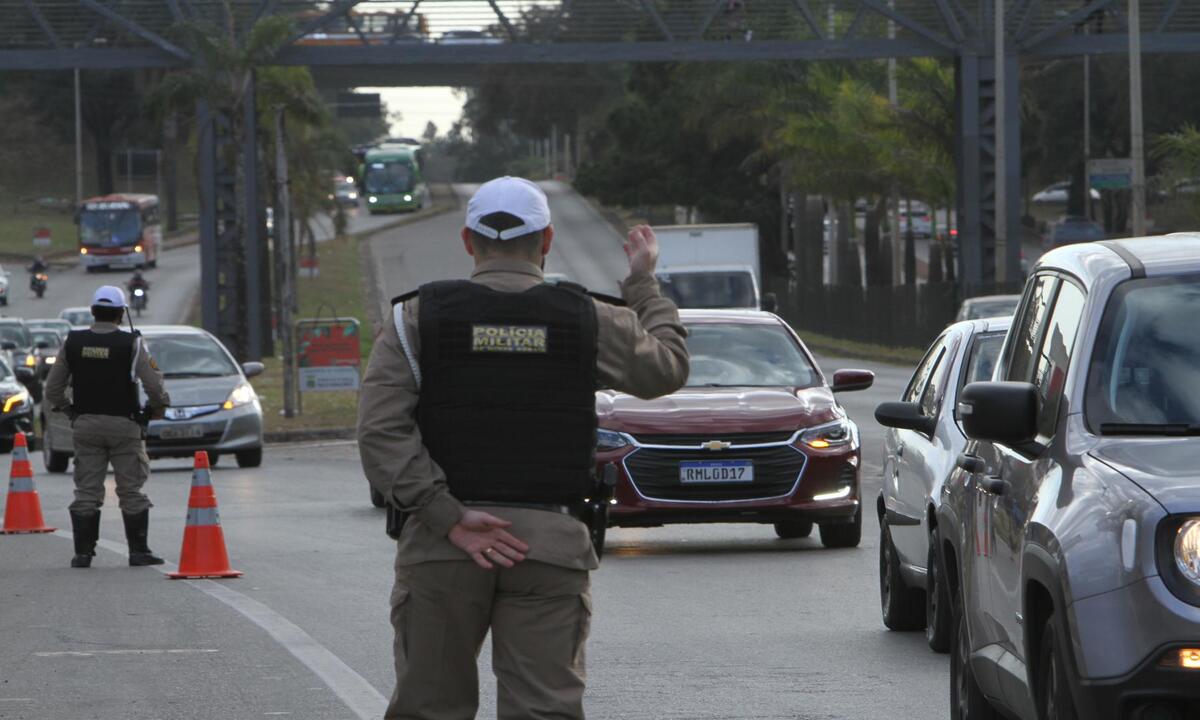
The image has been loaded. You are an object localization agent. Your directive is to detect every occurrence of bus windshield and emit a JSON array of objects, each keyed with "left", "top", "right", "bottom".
[
  {"left": 80, "top": 208, "right": 141, "bottom": 247},
  {"left": 365, "top": 161, "right": 414, "bottom": 194}
]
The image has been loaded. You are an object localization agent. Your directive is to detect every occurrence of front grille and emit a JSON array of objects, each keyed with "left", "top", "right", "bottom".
[
  {"left": 632, "top": 431, "right": 796, "bottom": 447},
  {"left": 148, "top": 430, "right": 225, "bottom": 448},
  {"left": 625, "top": 445, "right": 806, "bottom": 502}
]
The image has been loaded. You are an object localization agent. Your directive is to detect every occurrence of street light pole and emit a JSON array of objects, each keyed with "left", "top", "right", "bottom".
[
  {"left": 1129, "top": 0, "right": 1147, "bottom": 236},
  {"left": 994, "top": 0, "right": 1008, "bottom": 283}
]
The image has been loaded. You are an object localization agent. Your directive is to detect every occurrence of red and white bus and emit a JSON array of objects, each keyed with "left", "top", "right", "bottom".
[{"left": 77, "top": 194, "right": 162, "bottom": 271}]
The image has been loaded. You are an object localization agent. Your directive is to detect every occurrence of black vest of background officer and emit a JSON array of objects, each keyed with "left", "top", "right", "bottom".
[
  {"left": 64, "top": 329, "right": 139, "bottom": 418},
  {"left": 416, "top": 280, "right": 599, "bottom": 507}
]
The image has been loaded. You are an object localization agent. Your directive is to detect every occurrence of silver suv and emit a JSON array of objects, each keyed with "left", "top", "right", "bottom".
[{"left": 941, "top": 236, "right": 1200, "bottom": 720}]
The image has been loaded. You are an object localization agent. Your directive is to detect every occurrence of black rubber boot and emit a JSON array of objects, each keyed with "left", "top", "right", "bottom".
[
  {"left": 123, "top": 510, "right": 165, "bottom": 566},
  {"left": 70, "top": 511, "right": 100, "bottom": 568}
]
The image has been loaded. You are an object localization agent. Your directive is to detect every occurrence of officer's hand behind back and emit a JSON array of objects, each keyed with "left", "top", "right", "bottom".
[
  {"left": 624, "top": 225, "right": 659, "bottom": 277},
  {"left": 448, "top": 510, "right": 530, "bottom": 570}
]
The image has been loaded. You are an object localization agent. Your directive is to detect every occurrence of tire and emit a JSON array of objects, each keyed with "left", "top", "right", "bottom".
[
  {"left": 880, "top": 521, "right": 925, "bottom": 630},
  {"left": 819, "top": 509, "right": 862, "bottom": 548},
  {"left": 926, "top": 537, "right": 953, "bottom": 652},
  {"left": 1037, "top": 614, "right": 1079, "bottom": 720},
  {"left": 208, "top": 453, "right": 220, "bottom": 467},
  {"left": 235, "top": 448, "right": 262, "bottom": 468},
  {"left": 774, "top": 520, "right": 813, "bottom": 539},
  {"left": 951, "top": 605, "right": 999, "bottom": 720},
  {"left": 370, "top": 487, "right": 386, "bottom": 508}
]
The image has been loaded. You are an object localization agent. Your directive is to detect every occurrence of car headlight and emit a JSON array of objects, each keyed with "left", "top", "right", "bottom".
[
  {"left": 597, "top": 429, "right": 633, "bottom": 452},
  {"left": 3, "top": 388, "right": 29, "bottom": 413},
  {"left": 368, "top": 196, "right": 378, "bottom": 204},
  {"left": 348, "top": 192, "right": 358, "bottom": 200},
  {"left": 44, "top": 355, "right": 56, "bottom": 365},
  {"left": 799, "top": 419, "right": 853, "bottom": 449},
  {"left": 1177, "top": 519, "right": 1200, "bottom": 586},
  {"left": 222, "top": 382, "right": 256, "bottom": 410},
  {"left": 403, "top": 194, "right": 413, "bottom": 202}
]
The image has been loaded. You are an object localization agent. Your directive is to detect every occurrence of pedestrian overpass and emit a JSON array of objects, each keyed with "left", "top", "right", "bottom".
[{"left": 3, "top": 0, "right": 1198, "bottom": 358}]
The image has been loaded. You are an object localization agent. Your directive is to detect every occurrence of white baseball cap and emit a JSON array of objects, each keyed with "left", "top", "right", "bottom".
[
  {"left": 465, "top": 177, "right": 551, "bottom": 240},
  {"left": 91, "top": 285, "right": 127, "bottom": 308}
]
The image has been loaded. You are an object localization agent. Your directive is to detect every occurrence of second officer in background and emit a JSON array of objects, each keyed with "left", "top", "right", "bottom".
[{"left": 45, "top": 285, "right": 170, "bottom": 569}]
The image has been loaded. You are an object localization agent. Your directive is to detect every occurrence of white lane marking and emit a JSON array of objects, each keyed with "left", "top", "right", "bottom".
[
  {"left": 53, "top": 531, "right": 388, "bottom": 720},
  {"left": 0, "top": 699, "right": 34, "bottom": 702},
  {"left": 35, "top": 649, "right": 218, "bottom": 658}
]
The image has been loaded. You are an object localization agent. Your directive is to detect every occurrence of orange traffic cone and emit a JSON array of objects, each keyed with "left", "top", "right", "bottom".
[
  {"left": 1, "top": 433, "right": 55, "bottom": 534},
  {"left": 167, "top": 451, "right": 241, "bottom": 579}
]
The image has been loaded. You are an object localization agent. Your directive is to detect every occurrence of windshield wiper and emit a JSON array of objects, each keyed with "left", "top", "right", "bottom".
[{"left": 1099, "top": 422, "right": 1200, "bottom": 436}]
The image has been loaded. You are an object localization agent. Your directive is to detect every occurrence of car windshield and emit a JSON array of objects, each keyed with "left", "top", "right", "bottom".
[
  {"left": 61, "top": 310, "right": 92, "bottom": 326},
  {"left": 658, "top": 271, "right": 756, "bottom": 309},
  {"left": 0, "top": 325, "right": 31, "bottom": 348},
  {"left": 30, "top": 330, "right": 61, "bottom": 349},
  {"left": 80, "top": 208, "right": 141, "bottom": 247},
  {"left": 365, "top": 161, "right": 414, "bottom": 194},
  {"left": 683, "top": 322, "right": 818, "bottom": 388},
  {"left": 960, "top": 332, "right": 1006, "bottom": 390},
  {"left": 965, "top": 298, "right": 1020, "bottom": 319},
  {"left": 1086, "top": 274, "right": 1200, "bottom": 431},
  {"left": 144, "top": 335, "right": 240, "bottom": 378}
]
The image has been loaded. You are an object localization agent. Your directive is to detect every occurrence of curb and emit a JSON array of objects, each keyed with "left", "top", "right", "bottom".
[{"left": 264, "top": 428, "right": 356, "bottom": 444}]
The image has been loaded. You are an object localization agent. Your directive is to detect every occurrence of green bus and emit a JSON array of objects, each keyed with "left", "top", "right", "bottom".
[{"left": 360, "top": 144, "right": 428, "bottom": 214}]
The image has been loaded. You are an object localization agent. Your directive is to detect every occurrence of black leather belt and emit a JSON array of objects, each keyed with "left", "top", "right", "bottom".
[{"left": 462, "top": 501, "right": 575, "bottom": 516}]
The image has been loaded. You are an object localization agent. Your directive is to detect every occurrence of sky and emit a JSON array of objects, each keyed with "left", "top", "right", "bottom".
[{"left": 360, "top": 86, "right": 465, "bottom": 140}]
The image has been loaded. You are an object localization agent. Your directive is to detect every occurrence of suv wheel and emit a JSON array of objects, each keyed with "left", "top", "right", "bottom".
[
  {"left": 880, "top": 521, "right": 924, "bottom": 630},
  {"left": 1037, "top": 614, "right": 1079, "bottom": 720},
  {"left": 819, "top": 509, "right": 862, "bottom": 548},
  {"left": 951, "top": 605, "right": 998, "bottom": 720},
  {"left": 926, "top": 537, "right": 952, "bottom": 652},
  {"left": 774, "top": 520, "right": 813, "bottom": 539}
]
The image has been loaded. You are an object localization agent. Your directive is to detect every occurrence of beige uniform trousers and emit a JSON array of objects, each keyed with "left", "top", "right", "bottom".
[
  {"left": 386, "top": 559, "right": 591, "bottom": 720},
  {"left": 68, "top": 415, "right": 151, "bottom": 515}
]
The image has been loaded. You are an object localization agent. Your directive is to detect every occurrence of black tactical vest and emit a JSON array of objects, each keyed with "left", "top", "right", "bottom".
[
  {"left": 64, "top": 329, "right": 139, "bottom": 418},
  {"left": 415, "top": 280, "right": 599, "bottom": 506}
]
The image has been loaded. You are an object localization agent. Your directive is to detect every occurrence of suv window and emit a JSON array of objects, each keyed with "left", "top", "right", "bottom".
[
  {"left": 1031, "top": 282, "right": 1086, "bottom": 437},
  {"left": 1006, "top": 275, "right": 1058, "bottom": 383},
  {"left": 904, "top": 334, "right": 949, "bottom": 403}
]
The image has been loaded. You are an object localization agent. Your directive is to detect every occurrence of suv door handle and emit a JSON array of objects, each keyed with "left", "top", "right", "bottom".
[
  {"left": 981, "top": 477, "right": 1010, "bottom": 496},
  {"left": 957, "top": 453, "right": 984, "bottom": 474}
]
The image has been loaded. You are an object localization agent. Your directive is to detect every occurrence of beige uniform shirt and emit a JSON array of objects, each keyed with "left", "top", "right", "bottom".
[
  {"left": 358, "top": 257, "right": 689, "bottom": 570},
  {"left": 45, "top": 322, "right": 170, "bottom": 438}
]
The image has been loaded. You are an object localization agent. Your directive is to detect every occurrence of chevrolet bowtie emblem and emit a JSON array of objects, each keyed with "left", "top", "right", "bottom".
[{"left": 701, "top": 440, "right": 732, "bottom": 451}]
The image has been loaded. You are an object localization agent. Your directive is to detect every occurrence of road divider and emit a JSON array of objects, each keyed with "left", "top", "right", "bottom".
[{"left": 1, "top": 433, "right": 55, "bottom": 534}]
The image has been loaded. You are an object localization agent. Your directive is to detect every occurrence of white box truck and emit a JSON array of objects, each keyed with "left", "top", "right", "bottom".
[{"left": 652, "top": 223, "right": 767, "bottom": 311}]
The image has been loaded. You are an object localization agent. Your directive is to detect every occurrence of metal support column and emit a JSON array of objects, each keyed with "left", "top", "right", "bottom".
[
  {"left": 197, "top": 100, "right": 219, "bottom": 334},
  {"left": 955, "top": 55, "right": 983, "bottom": 289},
  {"left": 198, "top": 102, "right": 248, "bottom": 358},
  {"left": 243, "top": 72, "right": 264, "bottom": 361}
]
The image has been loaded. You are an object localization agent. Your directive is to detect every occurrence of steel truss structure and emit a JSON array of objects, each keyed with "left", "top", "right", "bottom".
[{"left": 3, "top": 1, "right": 1200, "bottom": 354}]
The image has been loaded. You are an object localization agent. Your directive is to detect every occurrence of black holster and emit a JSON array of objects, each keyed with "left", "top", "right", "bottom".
[
  {"left": 385, "top": 505, "right": 408, "bottom": 540},
  {"left": 581, "top": 463, "right": 618, "bottom": 560}
]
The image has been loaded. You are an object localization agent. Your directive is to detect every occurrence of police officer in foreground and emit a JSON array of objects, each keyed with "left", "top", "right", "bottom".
[
  {"left": 358, "top": 176, "right": 689, "bottom": 720},
  {"left": 45, "top": 286, "right": 170, "bottom": 568}
]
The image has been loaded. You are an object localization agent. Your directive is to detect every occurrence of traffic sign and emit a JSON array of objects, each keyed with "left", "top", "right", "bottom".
[
  {"left": 32, "top": 226, "right": 51, "bottom": 248},
  {"left": 1088, "top": 158, "right": 1133, "bottom": 190},
  {"left": 296, "top": 317, "right": 360, "bottom": 393}
]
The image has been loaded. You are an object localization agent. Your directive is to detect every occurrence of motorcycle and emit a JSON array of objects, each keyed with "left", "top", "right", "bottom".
[
  {"left": 30, "top": 272, "right": 47, "bottom": 299},
  {"left": 130, "top": 287, "right": 148, "bottom": 316}
]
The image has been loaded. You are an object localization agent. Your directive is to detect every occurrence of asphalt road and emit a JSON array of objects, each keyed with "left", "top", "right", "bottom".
[{"left": 0, "top": 183, "right": 948, "bottom": 719}]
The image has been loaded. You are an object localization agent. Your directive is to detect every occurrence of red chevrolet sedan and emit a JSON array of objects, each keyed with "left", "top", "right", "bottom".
[{"left": 596, "top": 310, "right": 874, "bottom": 548}]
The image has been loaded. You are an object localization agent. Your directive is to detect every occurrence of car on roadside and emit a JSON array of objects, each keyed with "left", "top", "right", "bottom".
[
  {"left": 41, "top": 325, "right": 266, "bottom": 473},
  {"left": 873, "top": 316, "right": 1010, "bottom": 652},
  {"left": 1032, "top": 180, "right": 1101, "bottom": 205},
  {"left": 329, "top": 176, "right": 359, "bottom": 208},
  {"left": 954, "top": 294, "right": 1021, "bottom": 322},
  {"left": 0, "top": 319, "right": 43, "bottom": 402},
  {"left": 1042, "top": 215, "right": 1106, "bottom": 250},
  {"left": 0, "top": 355, "right": 34, "bottom": 453},
  {"left": 27, "top": 328, "right": 63, "bottom": 381},
  {"left": 941, "top": 235, "right": 1200, "bottom": 720},
  {"left": 595, "top": 309, "right": 875, "bottom": 549},
  {"left": 58, "top": 306, "right": 93, "bottom": 329}
]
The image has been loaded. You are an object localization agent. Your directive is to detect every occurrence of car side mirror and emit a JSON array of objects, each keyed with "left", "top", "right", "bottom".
[
  {"left": 874, "top": 401, "right": 936, "bottom": 435},
  {"left": 15, "top": 366, "right": 34, "bottom": 381},
  {"left": 761, "top": 292, "right": 778, "bottom": 313},
  {"left": 831, "top": 369, "right": 874, "bottom": 393},
  {"left": 241, "top": 361, "right": 265, "bottom": 378},
  {"left": 1, "top": 341, "right": 15, "bottom": 351},
  {"left": 958, "top": 381, "right": 1038, "bottom": 446}
]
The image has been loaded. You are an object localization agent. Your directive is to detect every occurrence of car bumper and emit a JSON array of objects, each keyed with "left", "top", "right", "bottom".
[
  {"left": 602, "top": 446, "right": 861, "bottom": 527},
  {"left": 81, "top": 250, "right": 145, "bottom": 268},
  {"left": 145, "top": 403, "right": 264, "bottom": 459},
  {"left": 1068, "top": 575, "right": 1200, "bottom": 719},
  {"left": 0, "top": 408, "right": 34, "bottom": 438}
]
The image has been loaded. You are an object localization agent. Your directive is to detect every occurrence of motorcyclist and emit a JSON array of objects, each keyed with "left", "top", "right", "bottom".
[
  {"left": 127, "top": 271, "right": 150, "bottom": 311},
  {"left": 28, "top": 256, "right": 48, "bottom": 275}
]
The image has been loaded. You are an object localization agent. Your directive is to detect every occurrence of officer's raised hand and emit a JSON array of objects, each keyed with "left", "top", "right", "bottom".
[
  {"left": 448, "top": 510, "right": 531, "bottom": 570},
  {"left": 624, "top": 224, "right": 660, "bottom": 276}
]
